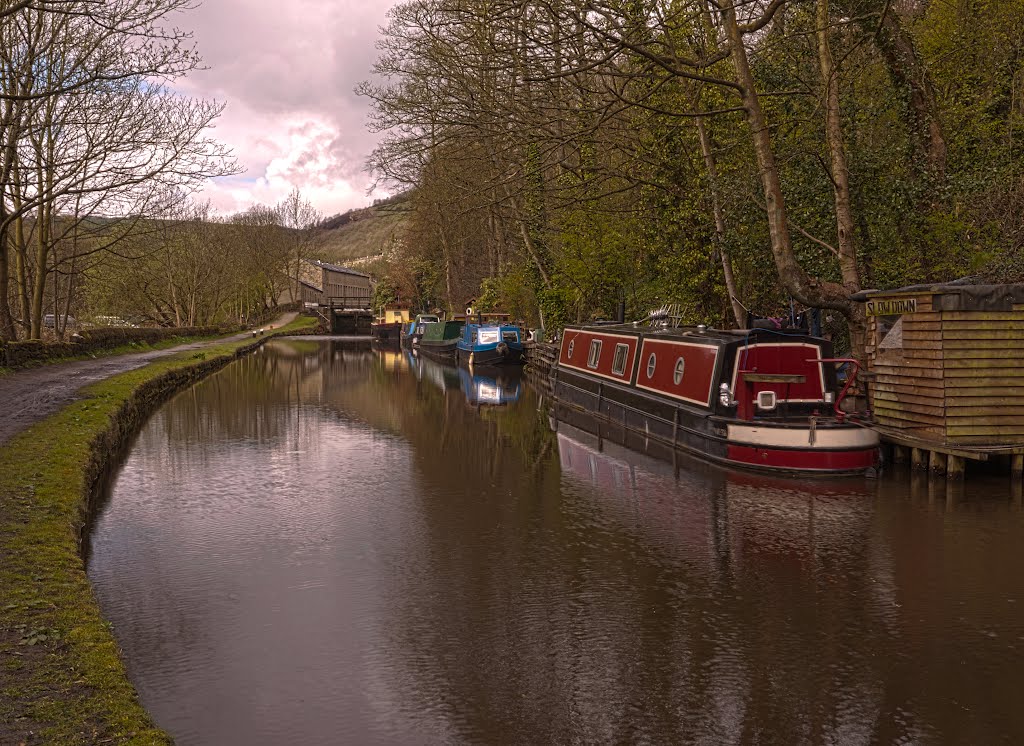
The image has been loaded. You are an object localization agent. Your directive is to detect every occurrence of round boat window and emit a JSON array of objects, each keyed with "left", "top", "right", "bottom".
[
  {"left": 646, "top": 352, "right": 657, "bottom": 378},
  {"left": 673, "top": 356, "right": 685, "bottom": 385},
  {"left": 567, "top": 340, "right": 575, "bottom": 358}
]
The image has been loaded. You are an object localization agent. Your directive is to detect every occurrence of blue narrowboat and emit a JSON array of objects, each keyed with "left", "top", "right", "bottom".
[{"left": 455, "top": 314, "right": 525, "bottom": 366}]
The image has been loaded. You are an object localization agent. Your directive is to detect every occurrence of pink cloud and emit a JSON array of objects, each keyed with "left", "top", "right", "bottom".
[{"left": 180, "top": 0, "right": 396, "bottom": 216}]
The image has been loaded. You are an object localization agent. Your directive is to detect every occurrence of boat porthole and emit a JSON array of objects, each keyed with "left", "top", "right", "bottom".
[
  {"left": 647, "top": 352, "right": 657, "bottom": 378},
  {"left": 673, "top": 357, "right": 685, "bottom": 385},
  {"left": 567, "top": 340, "right": 575, "bottom": 358}
]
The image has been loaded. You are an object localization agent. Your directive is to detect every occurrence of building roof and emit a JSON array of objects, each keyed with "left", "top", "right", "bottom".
[
  {"left": 313, "top": 260, "right": 371, "bottom": 279},
  {"left": 854, "top": 281, "right": 1024, "bottom": 313}
]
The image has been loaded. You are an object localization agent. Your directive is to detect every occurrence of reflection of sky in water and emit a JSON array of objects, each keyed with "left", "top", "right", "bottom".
[{"left": 88, "top": 340, "right": 1024, "bottom": 745}]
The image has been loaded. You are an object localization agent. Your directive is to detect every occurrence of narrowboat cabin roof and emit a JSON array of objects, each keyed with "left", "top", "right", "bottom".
[{"left": 560, "top": 322, "right": 817, "bottom": 342}]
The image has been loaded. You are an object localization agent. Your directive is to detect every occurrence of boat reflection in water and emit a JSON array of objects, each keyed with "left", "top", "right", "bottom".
[
  {"left": 376, "top": 346, "right": 411, "bottom": 374},
  {"left": 457, "top": 365, "right": 521, "bottom": 406},
  {"left": 405, "top": 350, "right": 522, "bottom": 407},
  {"left": 549, "top": 404, "right": 909, "bottom": 743},
  {"left": 552, "top": 402, "right": 874, "bottom": 572}
]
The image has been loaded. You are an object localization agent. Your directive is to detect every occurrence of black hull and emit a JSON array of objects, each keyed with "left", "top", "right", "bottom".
[
  {"left": 554, "top": 367, "right": 726, "bottom": 458},
  {"left": 371, "top": 324, "right": 403, "bottom": 342},
  {"left": 418, "top": 340, "right": 459, "bottom": 360},
  {"left": 456, "top": 346, "right": 525, "bottom": 366}
]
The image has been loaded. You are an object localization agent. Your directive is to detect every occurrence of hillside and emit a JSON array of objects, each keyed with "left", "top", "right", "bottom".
[{"left": 311, "top": 200, "right": 409, "bottom": 267}]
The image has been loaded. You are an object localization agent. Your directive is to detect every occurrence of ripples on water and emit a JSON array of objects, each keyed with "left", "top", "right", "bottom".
[{"left": 87, "top": 340, "right": 1024, "bottom": 744}]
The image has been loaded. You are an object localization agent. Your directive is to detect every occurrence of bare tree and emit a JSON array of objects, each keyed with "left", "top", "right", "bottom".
[
  {"left": 277, "top": 187, "right": 322, "bottom": 303},
  {"left": 0, "top": 0, "right": 237, "bottom": 339}
]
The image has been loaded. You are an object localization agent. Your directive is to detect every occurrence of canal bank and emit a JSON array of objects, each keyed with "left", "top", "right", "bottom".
[{"left": 0, "top": 316, "right": 315, "bottom": 745}]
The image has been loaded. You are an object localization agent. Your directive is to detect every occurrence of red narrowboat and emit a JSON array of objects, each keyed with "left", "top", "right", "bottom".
[{"left": 551, "top": 321, "right": 879, "bottom": 476}]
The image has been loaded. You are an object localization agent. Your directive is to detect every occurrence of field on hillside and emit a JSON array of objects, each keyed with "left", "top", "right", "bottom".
[{"left": 312, "top": 205, "right": 408, "bottom": 266}]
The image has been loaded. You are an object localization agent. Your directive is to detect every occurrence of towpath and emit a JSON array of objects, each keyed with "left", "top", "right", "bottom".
[{"left": 0, "top": 313, "right": 297, "bottom": 446}]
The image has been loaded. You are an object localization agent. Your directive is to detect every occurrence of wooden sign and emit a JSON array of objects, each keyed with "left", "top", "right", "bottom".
[{"left": 866, "top": 297, "right": 917, "bottom": 316}]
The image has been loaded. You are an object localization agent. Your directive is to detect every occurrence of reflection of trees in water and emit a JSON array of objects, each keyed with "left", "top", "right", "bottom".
[
  {"left": 107, "top": 341, "right": 1024, "bottom": 743},
  {"left": 523, "top": 415, "right": 912, "bottom": 742},
  {"left": 316, "top": 350, "right": 897, "bottom": 741},
  {"left": 550, "top": 420, "right": 1024, "bottom": 743}
]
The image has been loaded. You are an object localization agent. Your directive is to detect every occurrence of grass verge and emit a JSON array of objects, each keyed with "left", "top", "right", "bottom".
[
  {"left": 4, "top": 331, "right": 238, "bottom": 375},
  {"left": 0, "top": 315, "right": 315, "bottom": 744}
]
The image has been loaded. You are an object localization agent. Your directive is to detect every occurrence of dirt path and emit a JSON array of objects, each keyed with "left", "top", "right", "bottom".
[{"left": 0, "top": 313, "right": 297, "bottom": 446}]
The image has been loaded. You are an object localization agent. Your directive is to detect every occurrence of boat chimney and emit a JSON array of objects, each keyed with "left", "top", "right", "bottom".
[{"left": 616, "top": 301, "right": 625, "bottom": 323}]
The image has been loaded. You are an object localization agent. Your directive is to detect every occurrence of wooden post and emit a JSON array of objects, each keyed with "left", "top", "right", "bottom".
[
  {"left": 910, "top": 471, "right": 928, "bottom": 503},
  {"left": 946, "top": 455, "right": 965, "bottom": 480},
  {"left": 929, "top": 451, "right": 947, "bottom": 475},
  {"left": 1012, "top": 455, "right": 1024, "bottom": 478},
  {"left": 892, "top": 445, "right": 909, "bottom": 464},
  {"left": 911, "top": 448, "right": 928, "bottom": 470},
  {"left": 945, "top": 479, "right": 965, "bottom": 510}
]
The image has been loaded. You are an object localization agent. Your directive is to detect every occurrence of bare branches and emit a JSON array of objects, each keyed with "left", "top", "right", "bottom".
[
  {"left": 0, "top": 0, "right": 94, "bottom": 22},
  {"left": 0, "top": 0, "right": 237, "bottom": 338}
]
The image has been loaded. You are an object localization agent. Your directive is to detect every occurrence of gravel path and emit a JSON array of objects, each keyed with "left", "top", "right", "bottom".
[{"left": 0, "top": 313, "right": 297, "bottom": 446}]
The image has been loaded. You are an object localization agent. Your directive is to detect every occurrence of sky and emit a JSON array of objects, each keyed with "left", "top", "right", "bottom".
[{"left": 175, "top": 0, "right": 397, "bottom": 219}]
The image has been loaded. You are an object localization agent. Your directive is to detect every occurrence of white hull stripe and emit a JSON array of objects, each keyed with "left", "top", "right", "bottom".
[{"left": 727, "top": 423, "right": 879, "bottom": 450}]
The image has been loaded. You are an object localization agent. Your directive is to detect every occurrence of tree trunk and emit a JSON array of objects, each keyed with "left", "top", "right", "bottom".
[
  {"left": 30, "top": 206, "right": 48, "bottom": 339},
  {"left": 695, "top": 114, "right": 746, "bottom": 328},
  {"left": 437, "top": 208, "right": 456, "bottom": 314},
  {"left": 14, "top": 223, "right": 30, "bottom": 331},
  {"left": 61, "top": 256, "right": 76, "bottom": 342},
  {"left": 867, "top": 3, "right": 947, "bottom": 180},
  {"left": 518, "top": 219, "right": 552, "bottom": 289},
  {"left": 0, "top": 232, "right": 13, "bottom": 340},
  {"left": 721, "top": 1, "right": 852, "bottom": 318},
  {"left": 816, "top": 0, "right": 860, "bottom": 295}
]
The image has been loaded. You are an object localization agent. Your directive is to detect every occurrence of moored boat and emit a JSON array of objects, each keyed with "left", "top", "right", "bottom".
[
  {"left": 455, "top": 314, "right": 525, "bottom": 366},
  {"left": 401, "top": 313, "right": 440, "bottom": 348},
  {"left": 551, "top": 318, "right": 879, "bottom": 476},
  {"left": 417, "top": 318, "right": 464, "bottom": 360},
  {"left": 371, "top": 307, "right": 411, "bottom": 342}
]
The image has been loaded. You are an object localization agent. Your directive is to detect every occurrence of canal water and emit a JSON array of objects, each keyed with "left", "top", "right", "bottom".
[{"left": 88, "top": 339, "right": 1024, "bottom": 745}]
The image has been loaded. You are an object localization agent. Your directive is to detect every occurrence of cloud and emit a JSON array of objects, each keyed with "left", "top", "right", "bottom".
[{"left": 179, "top": 0, "right": 396, "bottom": 217}]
